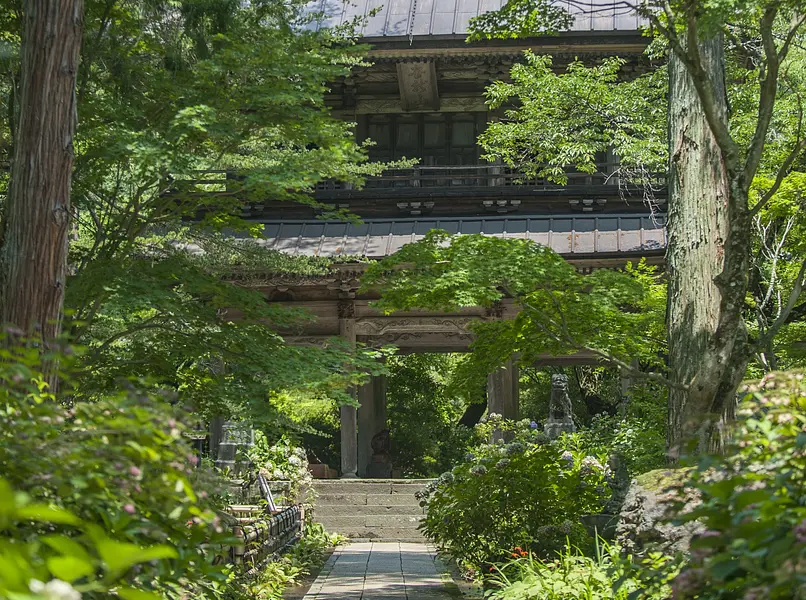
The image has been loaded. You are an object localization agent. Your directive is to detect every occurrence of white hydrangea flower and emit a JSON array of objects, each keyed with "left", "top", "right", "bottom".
[
  {"left": 30, "top": 579, "right": 82, "bottom": 600},
  {"left": 581, "top": 456, "right": 604, "bottom": 471}
]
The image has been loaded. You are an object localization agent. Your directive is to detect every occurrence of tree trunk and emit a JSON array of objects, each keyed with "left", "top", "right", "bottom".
[
  {"left": 457, "top": 401, "right": 487, "bottom": 428},
  {"left": 666, "top": 33, "right": 740, "bottom": 457},
  {"left": 0, "top": 1, "right": 83, "bottom": 347}
]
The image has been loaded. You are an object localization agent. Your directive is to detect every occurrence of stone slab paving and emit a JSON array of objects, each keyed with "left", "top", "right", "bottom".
[{"left": 302, "top": 542, "right": 456, "bottom": 599}]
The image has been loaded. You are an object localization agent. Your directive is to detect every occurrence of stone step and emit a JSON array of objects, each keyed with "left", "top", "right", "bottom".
[
  {"left": 316, "top": 504, "right": 425, "bottom": 516},
  {"left": 311, "top": 479, "right": 431, "bottom": 495},
  {"left": 315, "top": 493, "right": 368, "bottom": 506},
  {"left": 315, "top": 493, "right": 422, "bottom": 506},
  {"left": 312, "top": 479, "right": 432, "bottom": 541},
  {"left": 330, "top": 528, "right": 427, "bottom": 541},
  {"left": 317, "top": 515, "right": 423, "bottom": 529}
]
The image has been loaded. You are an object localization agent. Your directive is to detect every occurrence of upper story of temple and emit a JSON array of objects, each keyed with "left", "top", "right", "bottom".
[
  {"left": 253, "top": 0, "right": 660, "bottom": 217},
  {"left": 230, "top": 0, "right": 667, "bottom": 263}
]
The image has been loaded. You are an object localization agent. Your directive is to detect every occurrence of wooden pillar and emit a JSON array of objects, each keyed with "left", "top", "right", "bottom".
[
  {"left": 487, "top": 360, "right": 519, "bottom": 440},
  {"left": 510, "top": 363, "right": 519, "bottom": 421},
  {"left": 339, "top": 302, "right": 358, "bottom": 478},
  {"left": 357, "top": 374, "right": 387, "bottom": 477},
  {"left": 357, "top": 377, "right": 372, "bottom": 478}
]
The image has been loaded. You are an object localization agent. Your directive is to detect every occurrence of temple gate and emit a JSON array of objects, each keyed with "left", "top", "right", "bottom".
[{"left": 221, "top": 0, "right": 665, "bottom": 478}]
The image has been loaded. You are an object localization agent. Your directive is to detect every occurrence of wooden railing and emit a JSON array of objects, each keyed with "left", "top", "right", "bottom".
[
  {"left": 168, "top": 163, "right": 665, "bottom": 201},
  {"left": 315, "top": 163, "right": 665, "bottom": 193}
]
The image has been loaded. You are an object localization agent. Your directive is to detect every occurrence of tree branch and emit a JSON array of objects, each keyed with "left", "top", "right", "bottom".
[
  {"left": 757, "top": 257, "right": 806, "bottom": 349},
  {"left": 514, "top": 296, "right": 687, "bottom": 391},
  {"left": 778, "top": 11, "right": 806, "bottom": 63},
  {"left": 749, "top": 138, "right": 806, "bottom": 216},
  {"left": 743, "top": 7, "right": 783, "bottom": 189},
  {"left": 90, "top": 317, "right": 173, "bottom": 355}
]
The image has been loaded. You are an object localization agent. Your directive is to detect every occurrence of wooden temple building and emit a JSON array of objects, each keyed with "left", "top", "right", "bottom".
[{"left": 235, "top": 0, "right": 665, "bottom": 477}]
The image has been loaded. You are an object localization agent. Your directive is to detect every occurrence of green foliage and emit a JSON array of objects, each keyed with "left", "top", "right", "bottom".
[
  {"left": 270, "top": 390, "right": 341, "bottom": 470},
  {"left": 0, "top": 477, "right": 180, "bottom": 600},
  {"left": 747, "top": 169, "right": 806, "bottom": 371},
  {"left": 463, "top": 0, "right": 806, "bottom": 376},
  {"left": 0, "top": 340, "right": 233, "bottom": 599},
  {"left": 667, "top": 371, "right": 806, "bottom": 599},
  {"left": 418, "top": 417, "right": 610, "bottom": 571},
  {"left": 480, "top": 53, "right": 667, "bottom": 186},
  {"left": 2, "top": 0, "right": 395, "bottom": 422},
  {"left": 561, "top": 379, "right": 668, "bottom": 476},
  {"left": 467, "top": 0, "right": 573, "bottom": 39},
  {"left": 486, "top": 541, "right": 674, "bottom": 600},
  {"left": 565, "top": 415, "right": 666, "bottom": 477},
  {"left": 386, "top": 354, "right": 483, "bottom": 477},
  {"left": 69, "top": 238, "right": 391, "bottom": 424},
  {"left": 363, "top": 231, "right": 666, "bottom": 382}
]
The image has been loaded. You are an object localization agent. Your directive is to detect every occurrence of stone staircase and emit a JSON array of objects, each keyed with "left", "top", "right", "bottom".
[{"left": 312, "top": 479, "right": 432, "bottom": 542}]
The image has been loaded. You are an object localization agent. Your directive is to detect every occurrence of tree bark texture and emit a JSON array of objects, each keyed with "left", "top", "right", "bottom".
[
  {"left": 1, "top": 0, "right": 83, "bottom": 340},
  {"left": 666, "top": 34, "right": 740, "bottom": 456}
]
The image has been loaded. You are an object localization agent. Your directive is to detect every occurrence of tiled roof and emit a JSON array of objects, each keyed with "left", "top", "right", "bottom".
[
  {"left": 307, "top": 0, "right": 644, "bottom": 38},
  {"left": 255, "top": 214, "right": 666, "bottom": 258}
]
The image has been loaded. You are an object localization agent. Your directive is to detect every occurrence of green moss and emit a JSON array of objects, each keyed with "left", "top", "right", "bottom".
[{"left": 634, "top": 468, "right": 690, "bottom": 492}]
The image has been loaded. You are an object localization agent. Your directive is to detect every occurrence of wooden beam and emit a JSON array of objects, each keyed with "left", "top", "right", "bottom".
[{"left": 396, "top": 62, "right": 439, "bottom": 111}]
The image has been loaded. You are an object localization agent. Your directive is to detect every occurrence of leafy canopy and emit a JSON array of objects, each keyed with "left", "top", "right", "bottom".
[
  {"left": 362, "top": 231, "right": 666, "bottom": 377},
  {"left": 0, "top": 0, "right": 395, "bottom": 418}
]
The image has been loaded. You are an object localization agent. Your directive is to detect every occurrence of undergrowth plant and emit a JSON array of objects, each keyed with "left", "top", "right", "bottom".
[
  {"left": 486, "top": 540, "right": 675, "bottom": 600},
  {"left": 669, "top": 371, "right": 806, "bottom": 599},
  {"left": 247, "top": 432, "right": 313, "bottom": 501},
  {"left": 244, "top": 522, "right": 344, "bottom": 600}
]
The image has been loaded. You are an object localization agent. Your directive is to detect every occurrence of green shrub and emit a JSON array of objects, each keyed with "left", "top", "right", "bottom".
[
  {"left": 418, "top": 417, "right": 611, "bottom": 571},
  {"left": 0, "top": 341, "right": 233, "bottom": 599},
  {"left": 0, "top": 476, "right": 185, "bottom": 600},
  {"left": 270, "top": 391, "right": 341, "bottom": 470},
  {"left": 668, "top": 371, "right": 806, "bottom": 599},
  {"left": 487, "top": 541, "right": 674, "bottom": 600},
  {"left": 566, "top": 414, "right": 666, "bottom": 476}
]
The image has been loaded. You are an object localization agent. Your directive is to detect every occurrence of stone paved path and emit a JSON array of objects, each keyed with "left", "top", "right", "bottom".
[{"left": 302, "top": 542, "right": 456, "bottom": 599}]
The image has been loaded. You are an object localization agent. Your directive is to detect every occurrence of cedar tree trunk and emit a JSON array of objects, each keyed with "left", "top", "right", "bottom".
[
  {"left": 666, "top": 33, "right": 749, "bottom": 456},
  {"left": 0, "top": 0, "right": 83, "bottom": 344}
]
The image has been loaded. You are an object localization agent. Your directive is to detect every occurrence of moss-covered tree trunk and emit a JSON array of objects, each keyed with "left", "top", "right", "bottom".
[
  {"left": 0, "top": 0, "right": 83, "bottom": 344},
  {"left": 666, "top": 33, "right": 750, "bottom": 456}
]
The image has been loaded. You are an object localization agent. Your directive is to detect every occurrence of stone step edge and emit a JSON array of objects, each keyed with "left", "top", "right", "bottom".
[
  {"left": 344, "top": 538, "right": 427, "bottom": 543},
  {"left": 314, "top": 498, "right": 424, "bottom": 505},
  {"left": 312, "top": 479, "right": 434, "bottom": 484}
]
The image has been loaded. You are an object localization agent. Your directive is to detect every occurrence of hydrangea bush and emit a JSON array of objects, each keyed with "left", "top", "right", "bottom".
[
  {"left": 669, "top": 371, "right": 806, "bottom": 599},
  {"left": 248, "top": 433, "right": 312, "bottom": 501},
  {"left": 417, "top": 416, "right": 611, "bottom": 570},
  {"left": 0, "top": 477, "right": 182, "bottom": 600}
]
